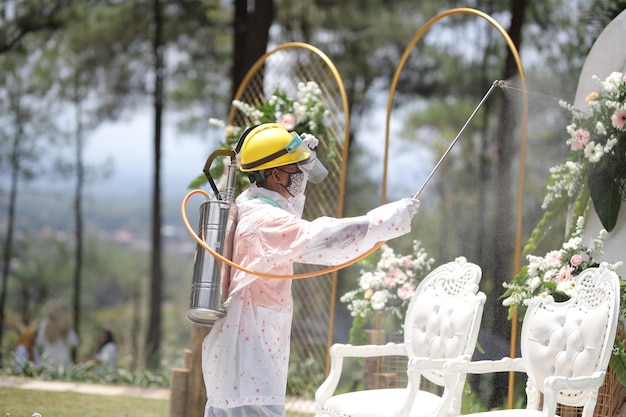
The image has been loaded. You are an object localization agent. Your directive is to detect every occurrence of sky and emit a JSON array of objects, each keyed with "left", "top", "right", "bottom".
[
  {"left": 85, "top": 110, "right": 216, "bottom": 203},
  {"left": 82, "top": 100, "right": 431, "bottom": 206}
]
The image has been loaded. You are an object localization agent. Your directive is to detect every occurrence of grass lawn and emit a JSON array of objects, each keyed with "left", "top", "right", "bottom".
[{"left": 0, "top": 387, "right": 169, "bottom": 417}]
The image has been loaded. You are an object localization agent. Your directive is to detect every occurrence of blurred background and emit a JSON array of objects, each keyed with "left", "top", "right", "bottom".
[{"left": 1, "top": 0, "right": 625, "bottom": 411}]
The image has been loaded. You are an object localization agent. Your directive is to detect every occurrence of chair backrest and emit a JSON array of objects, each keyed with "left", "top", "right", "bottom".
[
  {"left": 521, "top": 263, "right": 620, "bottom": 408},
  {"left": 403, "top": 256, "right": 485, "bottom": 386}
]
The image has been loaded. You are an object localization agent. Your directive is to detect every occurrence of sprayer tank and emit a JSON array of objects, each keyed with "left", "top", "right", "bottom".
[{"left": 187, "top": 198, "right": 235, "bottom": 326}]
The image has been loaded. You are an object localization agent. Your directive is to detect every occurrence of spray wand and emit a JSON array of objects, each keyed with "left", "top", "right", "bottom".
[{"left": 413, "top": 79, "right": 505, "bottom": 198}]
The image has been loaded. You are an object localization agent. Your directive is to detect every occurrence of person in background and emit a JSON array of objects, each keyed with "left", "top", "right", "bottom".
[
  {"left": 36, "top": 299, "right": 79, "bottom": 372},
  {"left": 14, "top": 324, "right": 40, "bottom": 372},
  {"left": 93, "top": 329, "right": 118, "bottom": 371},
  {"left": 201, "top": 123, "right": 421, "bottom": 417}
]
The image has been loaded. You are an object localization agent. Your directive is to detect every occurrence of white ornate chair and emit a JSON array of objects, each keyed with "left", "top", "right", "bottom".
[
  {"left": 435, "top": 263, "right": 621, "bottom": 417},
  {"left": 315, "top": 256, "right": 486, "bottom": 417}
]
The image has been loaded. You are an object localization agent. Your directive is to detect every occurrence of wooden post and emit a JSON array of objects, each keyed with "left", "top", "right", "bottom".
[
  {"left": 169, "top": 368, "right": 190, "bottom": 417},
  {"left": 184, "top": 324, "right": 211, "bottom": 417},
  {"left": 363, "top": 329, "right": 385, "bottom": 389},
  {"left": 184, "top": 348, "right": 192, "bottom": 368}
]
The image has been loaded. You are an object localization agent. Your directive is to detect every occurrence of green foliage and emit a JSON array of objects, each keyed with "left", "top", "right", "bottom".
[
  {"left": 0, "top": 386, "right": 168, "bottom": 417},
  {"left": 588, "top": 159, "right": 623, "bottom": 231},
  {"left": 347, "top": 314, "right": 368, "bottom": 346},
  {"left": 286, "top": 353, "right": 325, "bottom": 397},
  {"left": 460, "top": 381, "right": 488, "bottom": 413},
  {"left": 2, "top": 359, "right": 170, "bottom": 388},
  {"left": 612, "top": 277, "right": 626, "bottom": 387},
  {"left": 610, "top": 335, "right": 626, "bottom": 388}
]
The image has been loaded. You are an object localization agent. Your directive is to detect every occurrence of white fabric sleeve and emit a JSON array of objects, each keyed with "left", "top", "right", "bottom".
[{"left": 294, "top": 198, "right": 414, "bottom": 266}]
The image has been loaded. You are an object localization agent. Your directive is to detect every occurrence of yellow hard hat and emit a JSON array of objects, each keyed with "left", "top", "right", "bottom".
[{"left": 239, "top": 123, "right": 310, "bottom": 172}]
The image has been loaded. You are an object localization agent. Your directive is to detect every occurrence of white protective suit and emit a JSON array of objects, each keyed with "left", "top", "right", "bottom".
[{"left": 202, "top": 184, "right": 416, "bottom": 417}]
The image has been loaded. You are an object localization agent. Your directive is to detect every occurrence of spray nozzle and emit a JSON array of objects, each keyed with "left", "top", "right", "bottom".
[{"left": 494, "top": 80, "right": 505, "bottom": 88}]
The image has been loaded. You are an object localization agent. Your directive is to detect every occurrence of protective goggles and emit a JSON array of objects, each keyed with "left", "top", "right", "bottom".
[{"left": 288, "top": 133, "right": 328, "bottom": 184}]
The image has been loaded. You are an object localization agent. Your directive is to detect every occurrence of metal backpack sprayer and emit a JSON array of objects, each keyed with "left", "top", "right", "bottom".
[{"left": 186, "top": 129, "right": 251, "bottom": 326}]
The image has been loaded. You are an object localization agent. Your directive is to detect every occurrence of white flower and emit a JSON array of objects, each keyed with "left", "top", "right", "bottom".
[
  {"left": 208, "top": 118, "right": 225, "bottom": 128},
  {"left": 604, "top": 137, "right": 618, "bottom": 153},
  {"left": 340, "top": 290, "right": 356, "bottom": 303},
  {"left": 370, "top": 290, "right": 390, "bottom": 310},
  {"left": 601, "top": 71, "right": 624, "bottom": 94},
  {"left": 605, "top": 100, "right": 621, "bottom": 109},
  {"left": 562, "top": 236, "right": 582, "bottom": 250},
  {"left": 528, "top": 276, "right": 542, "bottom": 290},
  {"left": 584, "top": 141, "right": 604, "bottom": 162},
  {"left": 349, "top": 299, "right": 371, "bottom": 318},
  {"left": 588, "top": 100, "right": 601, "bottom": 112},
  {"left": 560, "top": 100, "right": 575, "bottom": 112},
  {"left": 556, "top": 279, "right": 576, "bottom": 294},
  {"left": 359, "top": 271, "right": 383, "bottom": 290}
]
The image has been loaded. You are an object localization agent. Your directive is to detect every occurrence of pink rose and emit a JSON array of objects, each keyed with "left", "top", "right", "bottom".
[
  {"left": 557, "top": 266, "right": 574, "bottom": 283},
  {"left": 570, "top": 254, "right": 583, "bottom": 266},
  {"left": 277, "top": 113, "right": 296, "bottom": 130},
  {"left": 571, "top": 128, "right": 590, "bottom": 150},
  {"left": 402, "top": 256, "right": 414, "bottom": 269},
  {"left": 384, "top": 267, "right": 401, "bottom": 288},
  {"left": 397, "top": 283, "right": 415, "bottom": 300},
  {"left": 611, "top": 109, "right": 626, "bottom": 130},
  {"left": 546, "top": 250, "right": 563, "bottom": 263}
]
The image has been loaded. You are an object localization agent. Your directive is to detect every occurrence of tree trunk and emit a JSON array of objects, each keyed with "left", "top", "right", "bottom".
[
  {"left": 488, "top": 0, "right": 527, "bottom": 409},
  {"left": 231, "top": 0, "right": 274, "bottom": 99},
  {"left": 71, "top": 88, "right": 85, "bottom": 363},
  {"left": 0, "top": 114, "right": 22, "bottom": 366},
  {"left": 146, "top": 0, "right": 165, "bottom": 370}
]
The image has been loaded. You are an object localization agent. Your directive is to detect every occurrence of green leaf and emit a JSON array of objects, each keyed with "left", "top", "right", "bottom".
[
  {"left": 550, "top": 290, "right": 570, "bottom": 303},
  {"left": 610, "top": 338, "right": 626, "bottom": 387},
  {"left": 188, "top": 173, "right": 208, "bottom": 189},
  {"left": 348, "top": 314, "right": 369, "bottom": 345},
  {"left": 588, "top": 162, "right": 622, "bottom": 232}
]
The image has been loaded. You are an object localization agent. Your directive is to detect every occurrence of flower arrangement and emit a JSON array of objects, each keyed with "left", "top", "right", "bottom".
[
  {"left": 502, "top": 216, "right": 626, "bottom": 386},
  {"left": 340, "top": 240, "right": 435, "bottom": 342},
  {"left": 502, "top": 216, "right": 622, "bottom": 316},
  {"left": 501, "top": 71, "right": 626, "bottom": 389},
  {"left": 542, "top": 72, "right": 626, "bottom": 232},
  {"left": 228, "top": 81, "right": 331, "bottom": 151},
  {"left": 189, "top": 80, "right": 333, "bottom": 189}
]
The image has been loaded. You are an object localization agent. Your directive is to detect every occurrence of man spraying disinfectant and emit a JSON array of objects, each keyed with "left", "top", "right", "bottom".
[{"left": 198, "top": 123, "right": 421, "bottom": 417}]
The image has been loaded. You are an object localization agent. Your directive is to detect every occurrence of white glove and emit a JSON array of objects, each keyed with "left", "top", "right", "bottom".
[
  {"left": 301, "top": 133, "right": 319, "bottom": 150},
  {"left": 404, "top": 197, "right": 420, "bottom": 218}
]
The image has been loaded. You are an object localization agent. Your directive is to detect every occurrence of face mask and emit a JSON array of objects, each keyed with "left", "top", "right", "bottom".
[{"left": 286, "top": 172, "right": 307, "bottom": 197}]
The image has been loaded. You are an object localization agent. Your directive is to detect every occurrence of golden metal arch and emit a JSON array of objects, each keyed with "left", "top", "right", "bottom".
[
  {"left": 227, "top": 42, "right": 350, "bottom": 406},
  {"left": 382, "top": 8, "right": 528, "bottom": 408}
]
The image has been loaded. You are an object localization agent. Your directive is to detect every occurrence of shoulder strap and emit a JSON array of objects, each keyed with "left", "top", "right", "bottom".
[{"left": 249, "top": 195, "right": 282, "bottom": 208}]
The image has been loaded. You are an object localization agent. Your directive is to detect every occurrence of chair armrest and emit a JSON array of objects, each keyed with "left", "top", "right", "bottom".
[
  {"left": 545, "top": 371, "right": 606, "bottom": 392},
  {"left": 408, "top": 356, "right": 455, "bottom": 371},
  {"left": 315, "top": 342, "right": 407, "bottom": 407},
  {"left": 444, "top": 356, "right": 525, "bottom": 375},
  {"left": 541, "top": 371, "right": 607, "bottom": 415},
  {"left": 431, "top": 357, "right": 527, "bottom": 417},
  {"left": 329, "top": 342, "right": 407, "bottom": 358}
]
